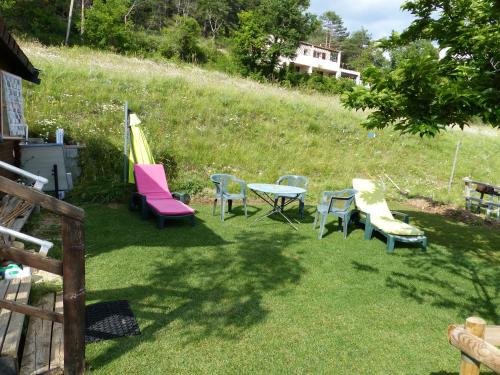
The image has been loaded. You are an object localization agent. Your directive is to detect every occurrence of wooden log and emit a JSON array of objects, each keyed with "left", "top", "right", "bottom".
[
  {"left": 448, "top": 317, "right": 500, "bottom": 375},
  {"left": 0, "top": 176, "right": 84, "bottom": 221},
  {"left": 0, "top": 299, "right": 63, "bottom": 323},
  {"left": 62, "top": 216, "right": 85, "bottom": 375},
  {"left": 0, "top": 246, "right": 63, "bottom": 275},
  {"left": 450, "top": 324, "right": 500, "bottom": 346},
  {"left": 460, "top": 317, "right": 486, "bottom": 375},
  {"left": 450, "top": 327, "right": 500, "bottom": 374}
]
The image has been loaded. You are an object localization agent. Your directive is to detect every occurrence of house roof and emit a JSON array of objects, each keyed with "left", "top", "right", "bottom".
[
  {"left": 0, "top": 18, "right": 40, "bottom": 84},
  {"left": 299, "top": 42, "right": 339, "bottom": 53}
]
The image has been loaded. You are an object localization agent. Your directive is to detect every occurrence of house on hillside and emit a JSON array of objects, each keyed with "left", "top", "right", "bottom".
[
  {"left": 0, "top": 17, "right": 40, "bottom": 179},
  {"left": 280, "top": 42, "right": 361, "bottom": 85}
]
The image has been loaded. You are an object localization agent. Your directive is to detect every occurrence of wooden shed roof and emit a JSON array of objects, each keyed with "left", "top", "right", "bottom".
[{"left": 0, "top": 18, "right": 40, "bottom": 84}]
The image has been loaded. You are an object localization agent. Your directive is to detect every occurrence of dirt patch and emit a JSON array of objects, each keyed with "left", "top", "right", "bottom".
[{"left": 407, "top": 197, "right": 499, "bottom": 227}]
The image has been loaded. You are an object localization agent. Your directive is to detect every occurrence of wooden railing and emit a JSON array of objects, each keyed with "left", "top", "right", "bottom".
[
  {"left": 0, "top": 176, "right": 85, "bottom": 374},
  {"left": 448, "top": 317, "right": 500, "bottom": 375}
]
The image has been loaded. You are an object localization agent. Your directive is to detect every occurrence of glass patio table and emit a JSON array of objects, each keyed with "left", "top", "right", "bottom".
[{"left": 247, "top": 183, "right": 306, "bottom": 230}]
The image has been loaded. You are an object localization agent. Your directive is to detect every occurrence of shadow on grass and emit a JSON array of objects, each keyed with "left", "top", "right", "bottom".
[
  {"left": 384, "top": 210, "right": 500, "bottom": 323},
  {"left": 85, "top": 206, "right": 306, "bottom": 370}
]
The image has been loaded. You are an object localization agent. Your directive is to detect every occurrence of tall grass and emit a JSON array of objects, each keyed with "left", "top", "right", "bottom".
[{"left": 22, "top": 42, "right": 500, "bottom": 204}]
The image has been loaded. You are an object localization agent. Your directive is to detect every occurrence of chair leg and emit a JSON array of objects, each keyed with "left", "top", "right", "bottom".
[
  {"left": 421, "top": 237, "right": 427, "bottom": 251},
  {"left": 364, "top": 224, "right": 373, "bottom": 240},
  {"left": 343, "top": 217, "right": 349, "bottom": 239},
  {"left": 387, "top": 236, "right": 395, "bottom": 253},
  {"left": 141, "top": 203, "right": 150, "bottom": 220},
  {"left": 228, "top": 199, "right": 233, "bottom": 212},
  {"left": 299, "top": 201, "right": 305, "bottom": 219},
  {"left": 281, "top": 197, "right": 285, "bottom": 211},
  {"left": 244, "top": 198, "right": 248, "bottom": 218},
  {"left": 318, "top": 214, "right": 327, "bottom": 239},
  {"left": 212, "top": 199, "right": 217, "bottom": 216},
  {"left": 221, "top": 199, "right": 225, "bottom": 221}
]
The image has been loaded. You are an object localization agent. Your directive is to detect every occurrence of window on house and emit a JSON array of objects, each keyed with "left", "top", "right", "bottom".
[
  {"left": 303, "top": 49, "right": 310, "bottom": 56},
  {"left": 330, "top": 53, "right": 338, "bottom": 62},
  {"left": 313, "top": 50, "right": 320, "bottom": 58}
]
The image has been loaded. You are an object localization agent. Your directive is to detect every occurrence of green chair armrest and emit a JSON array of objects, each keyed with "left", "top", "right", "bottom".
[{"left": 391, "top": 211, "right": 409, "bottom": 224}]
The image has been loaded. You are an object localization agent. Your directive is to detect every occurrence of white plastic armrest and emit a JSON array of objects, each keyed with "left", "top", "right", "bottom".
[{"left": 0, "top": 225, "right": 54, "bottom": 257}]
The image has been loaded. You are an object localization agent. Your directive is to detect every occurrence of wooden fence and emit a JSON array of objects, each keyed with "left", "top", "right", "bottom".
[
  {"left": 0, "top": 175, "right": 85, "bottom": 374},
  {"left": 448, "top": 317, "right": 500, "bottom": 375}
]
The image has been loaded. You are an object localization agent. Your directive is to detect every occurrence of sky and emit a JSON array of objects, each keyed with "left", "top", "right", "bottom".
[{"left": 309, "top": 0, "right": 415, "bottom": 40}]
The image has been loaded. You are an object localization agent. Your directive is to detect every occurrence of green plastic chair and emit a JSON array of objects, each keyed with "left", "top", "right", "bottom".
[
  {"left": 275, "top": 175, "right": 308, "bottom": 218},
  {"left": 313, "top": 189, "right": 357, "bottom": 239},
  {"left": 210, "top": 174, "right": 247, "bottom": 221}
]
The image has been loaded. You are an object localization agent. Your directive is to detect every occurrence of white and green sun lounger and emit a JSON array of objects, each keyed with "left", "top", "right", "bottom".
[{"left": 352, "top": 178, "right": 427, "bottom": 253}]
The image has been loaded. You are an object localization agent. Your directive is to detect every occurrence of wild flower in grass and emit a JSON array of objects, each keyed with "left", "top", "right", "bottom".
[
  {"left": 37, "top": 119, "right": 57, "bottom": 126},
  {"left": 101, "top": 103, "right": 121, "bottom": 112}
]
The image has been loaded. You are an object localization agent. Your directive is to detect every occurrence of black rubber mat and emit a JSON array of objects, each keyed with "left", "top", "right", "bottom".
[{"left": 85, "top": 300, "right": 141, "bottom": 344}]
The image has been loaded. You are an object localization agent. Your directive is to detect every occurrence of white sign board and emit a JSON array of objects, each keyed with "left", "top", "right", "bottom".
[{"left": 1, "top": 70, "right": 27, "bottom": 137}]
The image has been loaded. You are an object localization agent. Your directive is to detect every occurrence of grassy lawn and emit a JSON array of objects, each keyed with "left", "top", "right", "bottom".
[{"left": 83, "top": 202, "right": 500, "bottom": 374}]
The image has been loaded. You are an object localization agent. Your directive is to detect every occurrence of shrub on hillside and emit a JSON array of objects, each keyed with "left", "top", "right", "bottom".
[
  {"left": 84, "top": 0, "right": 132, "bottom": 51},
  {"left": 278, "top": 67, "right": 356, "bottom": 94},
  {"left": 160, "top": 16, "right": 205, "bottom": 63}
]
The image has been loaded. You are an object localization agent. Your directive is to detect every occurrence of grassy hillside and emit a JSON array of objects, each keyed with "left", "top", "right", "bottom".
[{"left": 22, "top": 42, "right": 500, "bottom": 204}]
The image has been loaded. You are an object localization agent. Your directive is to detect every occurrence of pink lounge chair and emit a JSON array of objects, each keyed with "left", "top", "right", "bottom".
[{"left": 131, "top": 164, "right": 195, "bottom": 228}]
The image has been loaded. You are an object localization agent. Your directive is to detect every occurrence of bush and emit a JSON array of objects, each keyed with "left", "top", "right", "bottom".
[
  {"left": 276, "top": 67, "right": 356, "bottom": 95},
  {"left": 84, "top": 0, "right": 132, "bottom": 51},
  {"left": 160, "top": 16, "right": 205, "bottom": 63}
]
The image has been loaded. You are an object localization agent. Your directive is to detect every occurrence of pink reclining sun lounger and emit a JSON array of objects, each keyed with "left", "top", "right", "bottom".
[{"left": 131, "top": 164, "right": 195, "bottom": 228}]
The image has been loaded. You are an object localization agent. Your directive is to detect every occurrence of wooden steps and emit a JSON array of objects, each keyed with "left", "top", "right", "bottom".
[
  {"left": 0, "top": 279, "right": 64, "bottom": 375},
  {"left": 20, "top": 293, "right": 63, "bottom": 375},
  {"left": 0, "top": 277, "right": 31, "bottom": 361}
]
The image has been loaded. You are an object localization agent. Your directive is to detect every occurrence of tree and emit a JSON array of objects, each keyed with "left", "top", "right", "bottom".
[
  {"left": 307, "top": 11, "right": 348, "bottom": 49},
  {"left": 319, "top": 11, "right": 348, "bottom": 49},
  {"left": 233, "top": 0, "right": 317, "bottom": 76},
  {"left": 340, "top": 28, "right": 371, "bottom": 69},
  {"left": 342, "top": 0, "right": 500, "bottom": 136},
  {"left": 197, "top": 0, "right": 230, "bottom": 38}
]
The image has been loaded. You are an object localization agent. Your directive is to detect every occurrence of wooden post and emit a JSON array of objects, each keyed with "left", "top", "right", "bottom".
[
  {"left": 459, "top": 317, "right": 486, "bottom": 375},
  {"left": 62, "top": 216, "right": 86, "bottom": 375},
  {"left": 448, "top": 141, "right": 461, "bottom": 193}
]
